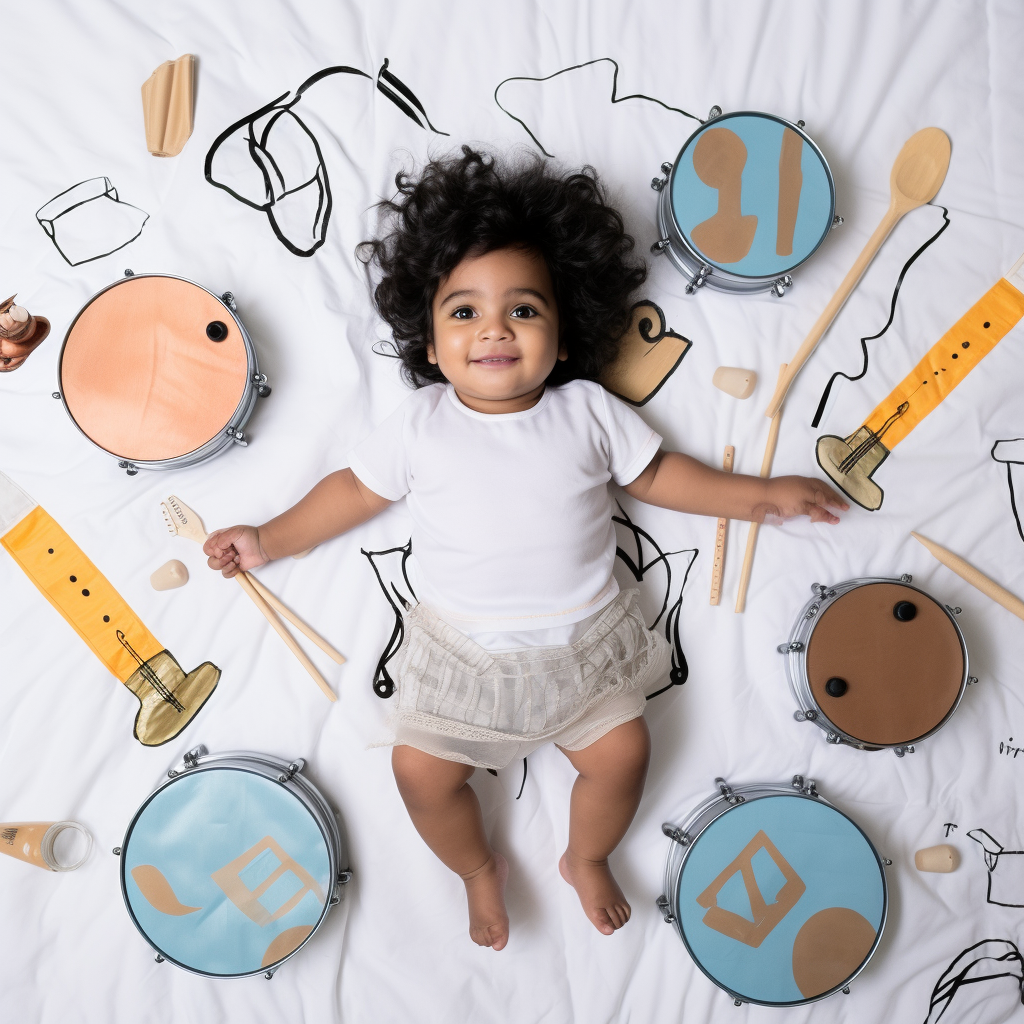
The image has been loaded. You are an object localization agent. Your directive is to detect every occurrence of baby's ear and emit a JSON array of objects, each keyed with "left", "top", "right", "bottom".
[
  {"left": 557, "top": 341, "right": 569, "bottom": 362},
  {"left": 426, "top": 341, "right": 438, "bottom": 365}
]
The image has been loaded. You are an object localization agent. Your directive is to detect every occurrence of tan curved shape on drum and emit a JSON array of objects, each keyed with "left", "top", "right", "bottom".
[
  {"left": 806, "top": 582, "right": 964, "bottom": 746},
  {"left": 60, "top": 277, "right": 248, "bottom": 461},
  {"left": 261, "top": 925, "right": 315, "bottom": 968},
  {"left": 690, "top": 128, "right": 758, "bottom": 264},
  {"left": 791, "top": 907, "right": 877, "bottom": 998},
  {"left": 131, "top": 864, "right": 201, "bottom": 915}
]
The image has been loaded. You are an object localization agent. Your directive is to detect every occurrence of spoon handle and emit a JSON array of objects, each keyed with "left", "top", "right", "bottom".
[{"left": 764, "top": 203, "right": 903, "bottom": 418}]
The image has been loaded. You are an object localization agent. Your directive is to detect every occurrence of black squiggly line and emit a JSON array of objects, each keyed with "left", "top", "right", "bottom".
[
  {"left": 516, "top": 757, "right": 528, "bottom": 800},
  {"left": 494, "top": 57, "right": 701, "bottom": 158},
  {"left": 811, "top": 204, "right": 950, "bottom": 428},
  {"left": 361, "top": 541, "right": 417, "bottom": 698}
]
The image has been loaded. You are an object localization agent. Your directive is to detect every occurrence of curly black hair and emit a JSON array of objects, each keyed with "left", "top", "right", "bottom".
[{"left": 361, "top": 146, "right": 647, "bottom": 388}]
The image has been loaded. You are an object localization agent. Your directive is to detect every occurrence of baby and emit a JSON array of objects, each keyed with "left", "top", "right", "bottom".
[{"left": 205, "top": 147, "right": 847, "bottom": 951}]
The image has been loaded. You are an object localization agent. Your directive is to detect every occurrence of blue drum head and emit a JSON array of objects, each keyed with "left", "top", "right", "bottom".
[
  {"left": 676, "top": 794, "right": 885, "bottom": 1005},
  {"left": 670, "top": 113, "right": 834, "bottom": 280},
  {"left": 121, "top": 766, "right": 333, "bottom": 977}
]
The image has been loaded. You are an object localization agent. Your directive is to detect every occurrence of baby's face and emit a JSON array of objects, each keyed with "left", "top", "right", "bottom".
[{"left": 429, "top": 246, "right": 565, "bottom": 413}]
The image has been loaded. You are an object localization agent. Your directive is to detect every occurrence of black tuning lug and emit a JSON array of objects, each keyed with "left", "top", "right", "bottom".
[
  {"left": 825, "top": 677, "right": 848, "bottom": 698},
  {"left": 893, "top": 601, "right": 917, "bottom": 622}
]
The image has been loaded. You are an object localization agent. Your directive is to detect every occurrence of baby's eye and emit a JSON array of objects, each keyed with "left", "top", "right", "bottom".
[
  {"left": 510, "top": 305, "right": 537, "bottom": 319},
  {"left": 451, "top": 306, "right": 476, "bottom": 320}
]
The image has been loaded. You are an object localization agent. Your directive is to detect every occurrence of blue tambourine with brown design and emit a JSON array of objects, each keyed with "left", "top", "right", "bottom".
[
  {"left": 651, "top": 109, "right": 839, "bottom": 296},
  {"left": 116, "top": 746, "right": 351, "bottom": 979},
  {"left": 657, "top": 777, "right": 887, "bottom": 1007}
]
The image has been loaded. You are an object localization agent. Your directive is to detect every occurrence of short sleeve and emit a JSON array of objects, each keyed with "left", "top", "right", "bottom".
[
  {"left": 347, "top": 401, "right": 412, "bottom": 501},
  {"left": 599, "top": 385, "right": 663, "bottom": 485}
]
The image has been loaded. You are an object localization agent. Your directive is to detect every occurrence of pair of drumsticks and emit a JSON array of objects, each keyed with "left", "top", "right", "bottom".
[{"left": 161, "top": 496, "right": 342, "bottom": 701}]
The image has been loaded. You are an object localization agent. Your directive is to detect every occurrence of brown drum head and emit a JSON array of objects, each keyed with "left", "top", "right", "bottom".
[
  {"left": 60, "top": 277, "right": 248, "bottom": 462},
  {"left": 805, "top": 583, "right": 964, "bottom": 746}
]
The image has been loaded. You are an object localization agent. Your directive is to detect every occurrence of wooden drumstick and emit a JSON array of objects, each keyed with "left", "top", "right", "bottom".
[
  {"left": 709, "top": 446, "right": 735, "bottom": 605},
  {"left": 911, "top": 532, "right": 1024, "bottom": 622},
  {"left": 245, "top": 573, "right": 345, "bottom": 664},
  {"left": 736, "top": 366, "right": 787, "bottom": 613},
  {"left": 764, "top": 128, "right": 951, "bottom": 419}
]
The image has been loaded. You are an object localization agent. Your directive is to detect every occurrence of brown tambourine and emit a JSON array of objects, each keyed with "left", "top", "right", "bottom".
[
  {"left": 56, "top": 273, "right": 269, "bottom": 474},
  {"left": 780, "top": 577, "right": 972, "bottom": 754}
]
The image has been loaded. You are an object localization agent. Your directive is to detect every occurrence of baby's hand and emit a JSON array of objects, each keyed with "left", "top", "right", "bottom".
[
  {"left": 204, "top": 525, "right": 269, "bottom": 578},
  {"left": 758, "top": 476, "right": 849, "bottom": 525}
]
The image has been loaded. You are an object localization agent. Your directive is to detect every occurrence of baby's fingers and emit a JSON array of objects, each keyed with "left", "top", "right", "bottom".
[
  {"left": 807, "top": 501, "right": 841, "bottom": 525},
  {"left": 816, "top": 482, "right": 849, "bottom": 511}
]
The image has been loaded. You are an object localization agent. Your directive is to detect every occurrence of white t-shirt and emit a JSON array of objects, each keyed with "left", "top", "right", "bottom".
[{"left": 348, "top": 380, "right": 662, "bottom": 635}]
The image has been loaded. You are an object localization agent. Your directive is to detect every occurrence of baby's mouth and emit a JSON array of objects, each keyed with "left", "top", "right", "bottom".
[{"left": 473, "top": 356, "right": 519, "bottom": 365}]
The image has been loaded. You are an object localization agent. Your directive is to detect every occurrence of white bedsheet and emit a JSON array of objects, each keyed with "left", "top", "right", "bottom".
[{"left": 2, "top": 1, "right": 1024, "bottom": 1021}]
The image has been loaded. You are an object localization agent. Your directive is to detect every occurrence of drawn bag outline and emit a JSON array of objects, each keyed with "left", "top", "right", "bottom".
[{"left": 968, "top": 829, "right": 1024, "bottom": 908}]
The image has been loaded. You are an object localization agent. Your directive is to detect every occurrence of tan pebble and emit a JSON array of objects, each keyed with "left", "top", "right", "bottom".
[
  {"left": 151, "top": 559, "right": 189, "bottom": 590},
  {"left": 914, "top": 844, "right": 959, "bottom": 873},
  {"left": 712, "top": 366, "right": 757, "bottom": 399}
]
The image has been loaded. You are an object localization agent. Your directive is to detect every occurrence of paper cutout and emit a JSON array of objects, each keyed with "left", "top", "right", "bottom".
[
  {"left": 142, "top": 55, "right": 195, "bottom": 157},
  {"left": 205, "top": 59, "right": 447, "bottom": 257},
  {"left": 261, "top": 925, "right": 315, "bottom": 968},
  {"left": 211, "top": 836, "right": 324, "bottom": 927},
  {"left": 35, "top": 177, "right": 149, "bottom": 266},
  {"left": 600, "top": 301, "right": 692, "bottom": 406},
  {"left": 131, "top": 865, "right": 201, "bottom": 915},
  {"left": 791, "top": 906, "right": 877, "bottom": 998},
  {"left": 696, "top": 830, "right": 806, "bottom": 947},
  {"left": 689, "top": 128, "right": 758, "bottom": 264},
  {"left": 776, "top": 128, "right": 804, "bottom": 256}
]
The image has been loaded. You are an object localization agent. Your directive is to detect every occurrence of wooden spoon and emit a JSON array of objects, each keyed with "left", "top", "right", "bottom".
[{"left": 764, "top": 127, "right": 951, "bottom": 418}]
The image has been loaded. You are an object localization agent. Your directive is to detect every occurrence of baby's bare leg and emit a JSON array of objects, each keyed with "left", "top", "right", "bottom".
[
  {"left": 392, "top": 744, "right": 509, "bottom": 950},
  {"left": 557, "top": 717, "right": 650, "bottom": 934}
]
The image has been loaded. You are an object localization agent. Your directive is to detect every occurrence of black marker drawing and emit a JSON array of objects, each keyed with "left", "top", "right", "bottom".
[
  {"left": 811, "top": 204, "right": 950, "bottom": 428},
  {"left": 36, "top": 177, "right": 149, "bottom": 266},
  {"left": 968, "top": 829, "right": 1024, "bottom": 908},
  {"left": 206, "top": 59, "right": 447, "bottom": 256},
  {"left": 944, "top": 823, "right": 958, "bottom": 837},
  {"left": 992, "top": 439, "right": 1024, "bottom": 546},
  {"left": 361, "top": 539, "right": 416, "bottom": 699},
  {"left": 923, "top": 939, "right": 1023, "bottom": 1024}
]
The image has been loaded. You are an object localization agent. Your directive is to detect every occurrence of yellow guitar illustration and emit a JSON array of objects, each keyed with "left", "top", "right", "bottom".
[
  {"left": 817, "top": 250, "right": 1024, "bottom": 509},
  {"left": 0, "top": 470, "right": 219, "bottom": 745}
]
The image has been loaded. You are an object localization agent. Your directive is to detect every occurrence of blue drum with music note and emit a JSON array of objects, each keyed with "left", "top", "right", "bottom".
[
  {"left": 118, "top": 748, "right": 350, "bottom": 978},
  {"left": 658, "top": 778, "right": 886, "bottom": 1006},
  {"left": 652, "top": 110, "right": 837, "bottom": 296}
]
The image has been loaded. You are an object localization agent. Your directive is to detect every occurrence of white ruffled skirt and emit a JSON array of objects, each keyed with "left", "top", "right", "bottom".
[{"left": 390, "top": 589, "right": 671, "bottom": 769}]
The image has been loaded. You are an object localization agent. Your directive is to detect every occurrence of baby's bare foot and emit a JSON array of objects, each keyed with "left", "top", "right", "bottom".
[
  {"left": 462, "top": 853, "right": 509, "bottom": 950},
  {"left": 559, "top": 851, "right": 630, "bottom": 935}
]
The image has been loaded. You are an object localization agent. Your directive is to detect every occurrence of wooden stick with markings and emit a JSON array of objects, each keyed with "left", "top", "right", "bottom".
[
  {"left": 912, "top": 531, "right": 1024, "bottom": 622},
  {"left": 736, "top": 366, "right": 787, "bottom": 614},
  {"left": 709, "top": 446, "right": 735, "bottom": 605}
]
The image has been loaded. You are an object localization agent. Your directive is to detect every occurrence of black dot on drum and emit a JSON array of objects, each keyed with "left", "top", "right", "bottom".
[
  {"left": 48, "top": 548, "right": 54, "bottom": 554},
  {"left": 962, "top": 341, "right": 970, "bottom": 348},
  {"left": 952, "top": 353, "right": 958, "bottom": 359},
  {"left": 206, "top": 320, "right": 228, "bottom": 342},
  {"left": 103, "top": 615, "right": 110, "bottom": 622},
  {"left": 934, "top": 371, "right": 939, "bottom": 375},
  {"left": 69, "top": 575, "right": 77, "bottom": 582},
  {"left": 82, "top": 589, "right": 89, "bottom": 597},
  {"left": 984, "top": 321, "right": 991, "bottom": 328}
]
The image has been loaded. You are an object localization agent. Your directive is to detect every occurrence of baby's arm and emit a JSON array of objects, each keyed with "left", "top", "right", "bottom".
[
  {"left": 622, "top": 451, "right": 848, "bottom": 524},
  {"left": 204, "top": 469, "right": 391, "bottom": 577}
]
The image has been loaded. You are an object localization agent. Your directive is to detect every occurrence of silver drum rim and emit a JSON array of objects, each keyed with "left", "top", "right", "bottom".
[
  {"left": 56, "top": 274, "right": 263, "bottom": 472},
  {"left": 657, "top": 111, "right": 836, "bottom": 295},
  {"left": 118, "top": 748, "right": 349, "bottom": 979},
  {"left": 780, "top": 577, "right": 970, "bottom": 751},
  {"left": 658, "top": 777, "right": 888, "bottom": 1007}
]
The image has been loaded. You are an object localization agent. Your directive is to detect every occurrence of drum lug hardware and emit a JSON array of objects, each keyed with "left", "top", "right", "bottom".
[
  {"left": 946, "top": 604, "right": 962, "bottom": 616},
  {"left": 716, "top": 777, "right": 743, "bottom": 805},
  {"left": 832, "top": 214, "right": 845, "bottom": 229},
  {"left": 685, "top": 264, "right": 711, "bottom": 294},
  {"left": 650, "top": 176, "right": 667, "bottom": 192},
  {"left": 797, "top": 120, "right": 806, "bottom": 128},
  {"left": 170, "top": 745, "right": 207, "bottom": 777},
  {"left": 264, "top": 968, "right": 276, "bottom": 980},
  {"left": 770, "top": 274, "right": 793, "bottom": 298},
  {"left": 704, "top": 105, "right": 722, "bottom": 123},
  {"left": 804, "top": 605, "right": 819, "bottom": 619},
  {"left": 650, "top": 237, "right": 671, "bottom": 254},
  {"left": 662, "top": 823, "right": 690, "bottom": 846},
  {"left": 52, "top": 391, "right": 61, "bottom": 400},
  {"left": 254, "top": 372, "right": 272, "bottom": 397},
  {"left": 221, "top": 291, "right": 237, "bottom": 312},
  {"left": 338, "top": 869, "right": 353, "bottom": 884},
  {"left": 117, "top": 460, "right": 139, "bottom": 476},
  {"left": 893, "top": 745, "right": 916, "bottom": 757},
  {"left": 226, "top": 427, "right": 248, "bottom": 447},
  {"left": 112, "top": 847, "right": 122, "bottom": 856},
  {"left": 777, "top": 641, "right": 803, "bottom": 654},
  {"left": 842, "top": 986, "right": 851, "bottom": 995},
  {"left": 124, "top": 269, "right": 134, "bottom": 277},
  {"left": 655, "top": 895, "right": 674, "bottom": 922},
  {"left": 967, "top": 675, "right": 979, "bottom": 685},
  {"left": 733, "top": 999, "right": 743, "bottom": 1006},
  {"left": 660, "top": 161, "right": 673, "bottom": 175},
  {"left": 154, "top": 953, "right": 165, "bottom": 963},
  {"left": 278, "top": 759, "right": 306, "bottom": 783},
  {"left": 826, "top": 731, "right": 841, "bottom": 744},
  {"left": 882, "top": 858, "right": 893, "bottom": 867},
  {"left": 811, "top": 582, "right": 827, "bottom": 596},
  {"left": 900, "top": 573, "right": 913, "bottom": 584},
  {"left": 793, "top": 708, "right": 817, "bottom": 723}
]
